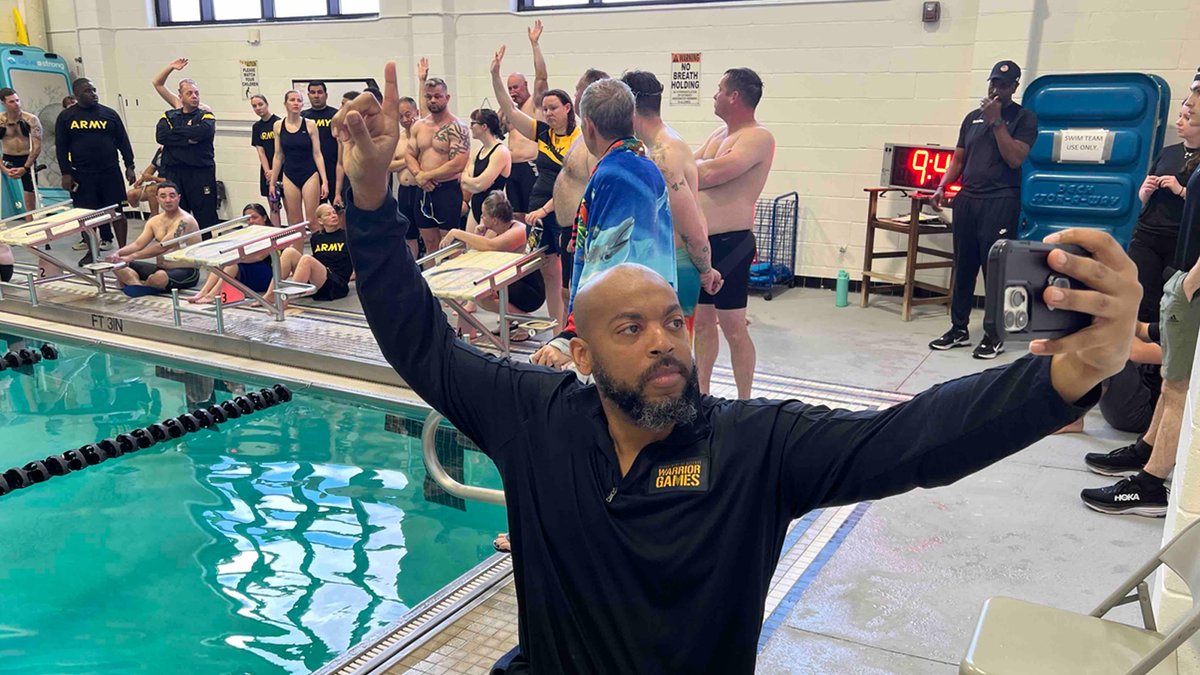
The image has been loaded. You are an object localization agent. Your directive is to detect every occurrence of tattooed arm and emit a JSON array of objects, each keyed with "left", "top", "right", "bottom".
[
  {"left": 27, "top": 114, "right": 43, "bottom": 165},
  {"left": 652, "top": 142, "right": 712, "bottom": 274},
  {"left": 419, "top": 119, "right": 472, "bottom": 183}
]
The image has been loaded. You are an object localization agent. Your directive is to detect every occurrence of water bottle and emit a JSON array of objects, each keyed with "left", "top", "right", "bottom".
[{"left": 835, "top": 269, "right": 850, "bottom": 307}]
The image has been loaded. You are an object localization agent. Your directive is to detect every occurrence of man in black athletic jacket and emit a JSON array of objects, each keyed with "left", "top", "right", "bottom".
[{"left": 335, "top": 62, "right": 1141, "bottom": 675}]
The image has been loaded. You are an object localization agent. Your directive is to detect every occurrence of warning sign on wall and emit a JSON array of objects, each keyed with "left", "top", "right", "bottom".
[
  {"left": 240, "top": 60, "right": 259, "bottom": 100},
  {"left": 670, "top": 53, "right": 701, "bottom": 107}
]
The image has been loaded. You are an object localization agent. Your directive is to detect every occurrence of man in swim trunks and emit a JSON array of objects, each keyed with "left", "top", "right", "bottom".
[
  {"left": 622, "top": 71, "right": 721, "bottom": 316},
  {"left": 694, "top": 67, "right": 776, "bottom": 399},
  {"left": 389, "top": 96, "right": 422, "bottom": 258},
  {"left": 0, "top": 87, "right": 43, "bottom": 216},
  {"left": 107, "top": 181, "right": 200, "bottom": 292},
  {"left": 407, "top": 77, "right": 470, "bottom": 259}
]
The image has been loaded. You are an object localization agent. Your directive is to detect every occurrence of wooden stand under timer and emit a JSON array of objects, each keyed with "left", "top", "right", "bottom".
[{"left": 860, "top": 188, "right": 954, "bottom": 321}]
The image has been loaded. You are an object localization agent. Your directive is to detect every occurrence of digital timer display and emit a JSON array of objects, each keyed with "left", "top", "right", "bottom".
[{"left": 881, "top": 143, "right": 962, "bottom": 196}]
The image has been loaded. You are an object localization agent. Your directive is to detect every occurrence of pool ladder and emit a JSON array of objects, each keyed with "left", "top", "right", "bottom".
[{"left": 421, "top": 410, "right": 505, "bottom": 506}]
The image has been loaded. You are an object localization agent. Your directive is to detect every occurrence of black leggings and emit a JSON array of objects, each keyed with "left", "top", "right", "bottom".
[
  {"left": 0, "top": 264, "right": 12, "bottom": 283},
  {"left": 1127, "top": 229, "right": 1178, "bottom": 323}
]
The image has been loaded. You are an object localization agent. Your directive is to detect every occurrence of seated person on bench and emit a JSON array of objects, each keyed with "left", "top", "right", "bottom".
[
  {"left": 107, "top": 181, "right": 200, "bottom": 295},
  {"left": 439, "top": 190, "right": 545, "bottom": 318},
  {"left": 188, "top": 203, "right": 277, "bottom": 304},
  {"left": 126, "top": 147, "right": 166, "bottom": 217},
  {"left": 267, "top": 203, "right": 353, "bottom": 303}
]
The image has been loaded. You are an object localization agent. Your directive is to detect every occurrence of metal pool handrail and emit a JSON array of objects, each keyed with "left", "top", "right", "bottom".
[{"left": 421, "top": 410, "right": 505, "bottom": 506}]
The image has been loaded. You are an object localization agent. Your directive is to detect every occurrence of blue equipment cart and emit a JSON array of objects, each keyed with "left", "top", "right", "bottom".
[{"left": 749, "top": 191, "right": 798, "bottom": 301}]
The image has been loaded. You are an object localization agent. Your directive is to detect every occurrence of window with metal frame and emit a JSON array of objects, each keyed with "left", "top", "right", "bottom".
[
  {"left": 517, "top": 0, "right": 716, "bottom": 10},
  {"left": 156, "top": 0, "right": 380, "bottom": 26}
]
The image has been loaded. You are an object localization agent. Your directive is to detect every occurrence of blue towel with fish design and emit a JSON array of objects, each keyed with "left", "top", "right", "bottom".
[{"left": 568, "top": 139, "right": 676, "bottom": 312}]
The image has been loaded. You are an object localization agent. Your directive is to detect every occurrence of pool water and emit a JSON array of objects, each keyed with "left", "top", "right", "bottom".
[{"left": 0, "top": 335, "right": 507, "bottom": 674}]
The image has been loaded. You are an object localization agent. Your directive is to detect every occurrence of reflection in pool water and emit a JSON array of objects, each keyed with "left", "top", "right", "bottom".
[{"left": 0, "top": 337, "right": 507, "bottom": 674}]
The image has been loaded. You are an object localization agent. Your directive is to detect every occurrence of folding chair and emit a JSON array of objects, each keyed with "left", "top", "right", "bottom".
[{"left": 960, "top": 517, "right": 1200, "bottom": 674}]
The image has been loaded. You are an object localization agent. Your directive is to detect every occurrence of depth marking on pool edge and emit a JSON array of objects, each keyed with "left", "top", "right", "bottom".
[{"left": 90, "top": 314, "right": 125, "bottom": 333}]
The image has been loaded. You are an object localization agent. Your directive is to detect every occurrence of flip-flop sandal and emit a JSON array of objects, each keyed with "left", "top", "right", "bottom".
[
  {"left": 491, "top": 322, "right": 532, "bottom": 343},
  {"left": 122, "top": 285, "right": 164, "bottom": 298}
]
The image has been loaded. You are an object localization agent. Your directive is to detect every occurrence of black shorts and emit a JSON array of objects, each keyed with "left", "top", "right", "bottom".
[
  {"left": 162, "top": 165, "right": 219, "bottom": 229},
  {"left": 416, "top": 181, "right": 463, "bottom": 231},
  {"left": 559, "top": 227, "right": 573, "bottom": 289},
  {"left": 698, "top": 230, "right": 756, "bottom": 310},
  {"left": 507, "top": 162, "right": 537, "bottom": 214},
  {"left": 397, "top": 185, "right": 420, "bottom": 240},
  {"left": 73, "top": 168, "right": 127, "bottom": 211},
  {"left": 3, "top": 154, "right": 34, "bottom": 193},
  {"left": 314, "top": 272, "right": 349, "bottom": 301},
  {"left": 508, "top": 270, "right": 546, "bottom": 313},
  {"left": 127, "top": 261, "right": 199, "bottom": 290},
  {"left": 527, "top": 205, "right": 561, "bottom": 258}
]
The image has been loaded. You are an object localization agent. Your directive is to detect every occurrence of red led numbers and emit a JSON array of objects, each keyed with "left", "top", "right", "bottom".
[{"left": 889, "top": 145, "right": 960, "bottom": 194}]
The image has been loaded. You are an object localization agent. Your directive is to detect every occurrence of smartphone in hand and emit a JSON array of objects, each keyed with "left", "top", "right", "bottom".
[{"left": 983, "top": 240, "right": 1093, "bottom": 342}]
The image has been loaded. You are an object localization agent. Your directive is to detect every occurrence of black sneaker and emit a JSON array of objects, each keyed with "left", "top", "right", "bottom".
[
  {"left": 1085, "top": 442, "right": 1151, "bottom": 477},
  {"left": 972, "top": 335, "right": 1004, "bottom": 359},
  {"left": 929, "top": 328, "right": 969, "bottom": 351},
  {"left": 1080, "top": 476, "right": 1168, "bottom": 517}
]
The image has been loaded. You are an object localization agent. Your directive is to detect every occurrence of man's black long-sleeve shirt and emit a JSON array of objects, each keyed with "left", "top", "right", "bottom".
[
  {"left": 155, "top": 108, "right": 216, "bottom": 169},
  {"left": 55, "top": 103, "right": 134, "bottom": 175},
  {"left": 346, "top": 197, "right": 1095, "bottom": 674}
]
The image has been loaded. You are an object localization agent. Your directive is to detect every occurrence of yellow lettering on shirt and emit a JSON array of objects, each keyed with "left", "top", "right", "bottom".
[
  {"left": 313, "top": 118, "right": 331, "bottom": 128},
  {"left": 313, "top": 242, "right": 344, "bottom": 254},
  {"left": 69, "top": 120, "right": 108, "bottom": 130},
  {"left": 259, "top": 131, "right": 274, "bottom": 141}
]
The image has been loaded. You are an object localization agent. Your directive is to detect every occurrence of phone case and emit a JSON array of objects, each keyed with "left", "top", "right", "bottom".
[{"left": 983, "top": 240, "right": 1092, "bottom": 342}]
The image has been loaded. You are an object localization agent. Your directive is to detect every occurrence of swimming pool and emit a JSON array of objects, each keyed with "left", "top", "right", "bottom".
[{"left": 0, "top": 333, "right": 507, "bottom": 674}]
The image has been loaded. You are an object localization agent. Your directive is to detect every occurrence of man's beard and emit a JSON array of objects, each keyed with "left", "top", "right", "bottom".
[
  {"left": 428, "top": 103, "right": 445, "bottom": 114},
  {"left": 592, "top": 357, "right": 700, "bottom": 431}
]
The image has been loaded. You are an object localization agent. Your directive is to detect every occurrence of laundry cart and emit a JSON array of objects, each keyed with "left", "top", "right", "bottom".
[{"left": 749, "top": 191, "right": 798, "bottom": 301}]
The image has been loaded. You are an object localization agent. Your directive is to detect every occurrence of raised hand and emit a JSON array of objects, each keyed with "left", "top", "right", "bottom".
[
  {"left": 417, "top": 57, "right": 429, "bottom": 82},
  {"left": 332, "top": 61, "right": 400, "bottom": 211},
  {"left": 528, "top": 20, "right": 543, "bottom": 44},
  {"left": 170, "top": 58, "right": 189, "bottom": 71},
  {"left": 491, "top": 46, "right": 506, "bottom": 77}
]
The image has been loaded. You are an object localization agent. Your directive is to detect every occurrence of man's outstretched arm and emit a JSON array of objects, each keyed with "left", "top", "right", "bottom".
[
  {"left": 336, "top": 61, "right": 562, "bottom": 455},
  {"left": 770, "top": 229, "right": 1140, "bottom": 515}
]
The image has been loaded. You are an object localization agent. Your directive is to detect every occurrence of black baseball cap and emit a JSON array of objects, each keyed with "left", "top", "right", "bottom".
[{"left": 988, "top": 60, "right": 1021, "bottom": 83}]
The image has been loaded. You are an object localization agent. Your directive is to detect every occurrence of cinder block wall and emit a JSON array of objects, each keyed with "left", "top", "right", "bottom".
[{"left": 44, "top": 0, "right": 1198, "bottom": 288}]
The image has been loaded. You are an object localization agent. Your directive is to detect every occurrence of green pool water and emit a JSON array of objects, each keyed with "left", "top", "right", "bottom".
[{"left": 0, "top": 333, "right": 507, "bottom": 674}]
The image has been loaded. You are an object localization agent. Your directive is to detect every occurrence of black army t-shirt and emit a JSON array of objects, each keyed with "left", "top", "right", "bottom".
[
  {"left": 301, "top": 106, "right": 338, "bottom": 182},
  {"left": 251, "top": 114, "right": 280, "bottom": 179}
]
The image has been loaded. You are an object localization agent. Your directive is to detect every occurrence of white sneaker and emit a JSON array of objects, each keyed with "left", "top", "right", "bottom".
[
  {"left": 72, "top": 241, "right": 89, "bottom": 251},
  {"left": 99, "top": 240, "right": 113, "bottom": 251}
]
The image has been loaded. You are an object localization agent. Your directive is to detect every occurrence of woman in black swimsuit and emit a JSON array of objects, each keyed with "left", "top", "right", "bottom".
[
  {"left": 461, "top": 108, "right": 511, "bottom": 228},
  {"left": 439, "top": 191, "right": 545, "bottom": 322},
  {"left": 270, "top": 90, "right": 327, "bottom": 245}
]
